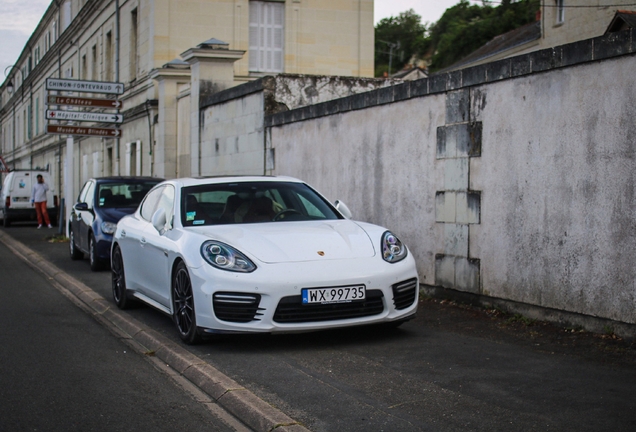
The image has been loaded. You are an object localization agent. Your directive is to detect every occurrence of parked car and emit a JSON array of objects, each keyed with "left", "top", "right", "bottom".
[
  {"left": 69, "top": 176, "right": 163, "bottom": 271},
  {"left": 111, "top": 176, "right": 419, "bottom": 344},
  {"left": 0, "top": 170, "right": 58, "bottom": 227}
]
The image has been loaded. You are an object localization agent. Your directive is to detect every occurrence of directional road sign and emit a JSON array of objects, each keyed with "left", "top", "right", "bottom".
[
  {"left": 47, "top": 95, "right": 123, "bottom": 109},
  {"left": 46, "top": 110, "right": 123, "bottom": 124},
  {"left": 46, "top": 124, "right": 121, "bottom": 138},
  {"left": 46, "top": 78, "right": 124, "bottom": 95}
]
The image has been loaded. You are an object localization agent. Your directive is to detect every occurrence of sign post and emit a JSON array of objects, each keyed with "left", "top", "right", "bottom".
[
  {"left": 45, "top": 78, "right": 124, "bottom": 236},
  {"left": 47, "top": 95, "right": 123, "bottom": 109},
  {"left": 46, "top": 78, "right": 124, "bottom": 95}
]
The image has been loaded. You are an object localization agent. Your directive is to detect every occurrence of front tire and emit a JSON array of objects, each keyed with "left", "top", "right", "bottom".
[
  {"left": 172, "top": 261, "right": 201, "bottom": 344},
  {"left": 69, "top": 227, "right": 83, "bottom": 260},
  {"left": 111, "top": 245, "right": 133, "bottom": 309},
  {"left": 89, "top": 234, "right": 104, "bottom": 271}
]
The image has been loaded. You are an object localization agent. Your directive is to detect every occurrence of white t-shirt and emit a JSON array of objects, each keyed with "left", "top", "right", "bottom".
[{"left": 31, "top": 182, "right": 49, "bottom": 203}]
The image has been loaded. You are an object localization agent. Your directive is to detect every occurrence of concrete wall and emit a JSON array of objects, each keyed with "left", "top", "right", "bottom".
[
  {"left": 200, "top": 91, "right": 265, "bottom": 175},
  {"left": 265, "top": 30, "right": 636, "bottom": 326},
  {"left": 198, "top": 74, "right": 400, "bottom": 176}
]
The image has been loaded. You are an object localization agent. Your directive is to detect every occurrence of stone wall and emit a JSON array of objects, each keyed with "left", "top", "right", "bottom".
[{"left": 265, "top": 30, "right": 636, "bottom": 326}]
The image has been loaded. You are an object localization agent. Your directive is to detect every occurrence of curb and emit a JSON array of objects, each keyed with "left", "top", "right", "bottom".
[{"left": 0, "top": 230, "right": 309, "bottom": 432}]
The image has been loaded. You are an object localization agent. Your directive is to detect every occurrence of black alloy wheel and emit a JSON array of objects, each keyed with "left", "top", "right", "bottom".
[
  {"left": 111, "top": 245, "right": 132, "bottom": 309},
  {"left": 172, "top": 261, "right": 201, "bottom": 344},
  {"left": 69, "top": 227, "right": 83, "bottom": 260}
]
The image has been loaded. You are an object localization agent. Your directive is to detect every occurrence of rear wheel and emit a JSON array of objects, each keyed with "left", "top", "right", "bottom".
[
  {"left": 172, "top": 261, "right": 201, "bottom": 344},
  {"left": 69, "top": 228, "right": 83, "bottom": 260},
  {"left": 89, "top": 234, "right": 104, "bottom": 271},
  {"left": 111, "top": 245, "right": 133, "bottom": 309}
]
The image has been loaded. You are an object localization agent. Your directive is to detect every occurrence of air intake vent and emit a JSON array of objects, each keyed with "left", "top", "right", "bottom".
[
  {"left": 273, "top": 290, "right": 384, "bottom": 323},
  {"left": 213, "top": 292, "right": 263, "bottom": 323},
  {"left": 392, "top": 278, "right": 418, "bottom": 310}
]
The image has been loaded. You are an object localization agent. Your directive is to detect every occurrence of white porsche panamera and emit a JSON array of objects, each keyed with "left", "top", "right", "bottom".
[{"left": 111, "top": 176, "right": 419, "bottom": 344}]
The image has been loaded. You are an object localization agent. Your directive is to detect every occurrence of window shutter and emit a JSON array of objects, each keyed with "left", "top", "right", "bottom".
[{"left": 249, "top": 1, "right": 284, "bottom": 73}]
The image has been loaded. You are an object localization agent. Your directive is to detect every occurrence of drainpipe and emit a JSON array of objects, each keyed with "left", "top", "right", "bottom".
[{"left": 115, "top": 0, "right": 121, "bottom": 175}]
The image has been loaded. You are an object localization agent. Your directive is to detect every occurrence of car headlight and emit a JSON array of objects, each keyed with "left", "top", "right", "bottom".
[
  {"left": 201, "top": 241, "right": 256, "bottom": 273},
  {"left": 381, "top": 231, "right": 407, "bottom": 263},
  {"left": 101, "top": 221, "right": 117, "bottom": 235}
]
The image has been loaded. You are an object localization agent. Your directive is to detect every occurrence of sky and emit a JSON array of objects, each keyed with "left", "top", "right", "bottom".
[{"left": 0, "top": 0, "right": 462, "bottom": 86}]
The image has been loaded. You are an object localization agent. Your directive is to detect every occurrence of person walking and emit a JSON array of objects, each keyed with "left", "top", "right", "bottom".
[{"left": 31, "top": 174, "right": 52, "bottom": 229}]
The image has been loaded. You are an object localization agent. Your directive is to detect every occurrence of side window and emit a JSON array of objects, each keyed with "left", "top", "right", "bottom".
[
  {"left": 78, "top": 181, "right": 92, "bottom": 203},
  {"left": 140, "top": 186, "right": 164, "bottom": 221},
  {"left": 85, "top": 182, "right": 96, "bottom": 209},
  {"left": 155, "top": 185, "right": 175, "bottom": 228}
]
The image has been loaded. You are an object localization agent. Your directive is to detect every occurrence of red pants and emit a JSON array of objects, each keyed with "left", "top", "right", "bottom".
[{"left": 34, "top": 201, "right": 51, "bottom": 226}]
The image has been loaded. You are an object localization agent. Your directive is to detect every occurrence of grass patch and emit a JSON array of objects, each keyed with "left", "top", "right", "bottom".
[{"left": 47, "top": 235, "right": 69, "bottom": 243}]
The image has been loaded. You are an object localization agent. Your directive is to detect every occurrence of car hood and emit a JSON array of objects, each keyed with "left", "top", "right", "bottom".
[
  {"left": 98, "top": 207, "right": 136, "bottom": 222},
  {"left": 192, "top": 220, "right": 376, "bottom": 264}
]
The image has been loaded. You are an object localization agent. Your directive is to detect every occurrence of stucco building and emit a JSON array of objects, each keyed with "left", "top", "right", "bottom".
[
  {"left": 445, "top": 0, "right": 636, "bottom": 71},
  {"left": 0, "top": 0, "right": 374, "bottom": 218}
]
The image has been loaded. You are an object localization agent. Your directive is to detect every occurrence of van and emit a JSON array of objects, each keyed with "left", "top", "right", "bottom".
[{"left": 0, "top": 170, "right": 58, "bottom": 227}]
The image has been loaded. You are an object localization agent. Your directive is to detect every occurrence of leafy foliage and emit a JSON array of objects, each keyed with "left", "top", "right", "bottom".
[
  {"left": 374, "top": 9, "right": 429, "bottom": 77},
  {"left": 374, "top": 0, "right": 541, "bottom": 76}
]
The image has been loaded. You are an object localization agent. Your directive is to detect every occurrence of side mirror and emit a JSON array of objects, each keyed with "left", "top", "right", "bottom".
[
  {"left": 334, "top": 200, "right": 353, "bottom": 219},
  {"left": 74, "top": 202, "right": 89, "bottom": 211},
  {"left": 151, "top": 207, "right": 167, "bottom": 235}
]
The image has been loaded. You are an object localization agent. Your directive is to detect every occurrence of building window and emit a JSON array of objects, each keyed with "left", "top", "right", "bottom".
[
  {"left": 249, "top": 1, "right": 284, "bottom": 73},
  {"left": 130, "top": 8, "right": 138, "bottom": 81},
  {"left": 556, "top": 0, "right": 565, "bottom": 24},
  {"left": 27, "top": 105, "right": 32, "bottom": 140},
  {"left": 126, "top": 141, "right": 141, "bottom": 176},
  {"left": 35, "top": 97, "right": 39, "bottom": 136},
  {"left": 81, "top": 54, "right": 87, "bottom": 80},
  {"left": 62, "top": 1, "right": 72, "bottom": 32},
  {"left": 92, "top": 45, "right": 97, "bottom": 80},
  {"left": 105, "top": 31, "right": 113, "bottom": 81}
]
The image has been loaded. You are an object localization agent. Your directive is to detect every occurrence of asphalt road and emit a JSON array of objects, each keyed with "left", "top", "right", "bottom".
[
  {"left": 2, "top": 222, "right": 636, "bottom": 431},
  {"left": 0, "top": 224, "right": 250, "bottom": 432}
]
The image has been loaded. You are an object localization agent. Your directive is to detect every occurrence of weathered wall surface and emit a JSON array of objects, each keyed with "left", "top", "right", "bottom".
[
  {"left": 266, "top": 31, "right": 636, "bottom": 325},
  {"left": 199, "top": 74, "right": 401, "bottom": 176},
  {"left": 200, "top": 91, "right": 265, "bottom": 176},
  {"left": 469, "top": 58, "right": 636, "bottom": 323},
  {"left": 270, "top": 97, "right": 445, "bottom": 288}
]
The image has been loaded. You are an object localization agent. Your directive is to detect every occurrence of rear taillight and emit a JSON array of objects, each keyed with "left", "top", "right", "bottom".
[
  {"left": 54, "top": 195, "right": 58, "bottom": 207},
  {"left": 4, "top": 197, "right": 9, "bottom": 208}
]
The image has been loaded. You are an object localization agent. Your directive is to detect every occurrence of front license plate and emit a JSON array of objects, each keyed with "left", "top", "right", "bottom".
[{"left": 302, "top": 285, "right": 366, "bottom": 304}]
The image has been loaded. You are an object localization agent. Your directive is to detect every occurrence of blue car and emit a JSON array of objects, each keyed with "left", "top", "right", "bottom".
[{"left": 69, "top": 176, "right": 163, "bottom": 271}]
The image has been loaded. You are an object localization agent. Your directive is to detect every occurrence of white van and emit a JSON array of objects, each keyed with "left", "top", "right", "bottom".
[{"left": 0, "top": 170, "right": 58, "bottom": 227}]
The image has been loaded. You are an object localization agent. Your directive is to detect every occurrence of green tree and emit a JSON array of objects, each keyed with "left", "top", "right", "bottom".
[
  {"left": 374, "top": 9, "right": 429, "bottom": 77},
  {"left": 374, "top": 1, "right": 541, "bottom": 76}
]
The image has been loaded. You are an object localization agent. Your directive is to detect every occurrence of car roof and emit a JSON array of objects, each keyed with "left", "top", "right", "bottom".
[
  {"left": 168, "top": 175, "right": 304, "bottom": 188},
  {"left": 90, "top": 176, "right": 164, "bottom": 183}
]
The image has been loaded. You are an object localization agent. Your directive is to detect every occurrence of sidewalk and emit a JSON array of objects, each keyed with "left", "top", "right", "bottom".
[{"left": 0, "top": 224, "right": 309, "bottom": 432}]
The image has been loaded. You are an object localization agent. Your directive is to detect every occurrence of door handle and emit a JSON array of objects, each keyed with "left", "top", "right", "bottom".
[
  {"left": 121, "top": 230, "right": 126, "bottom": 238},
  {"left": 140, "top": 237, "right": 147, "bottom": 245}
]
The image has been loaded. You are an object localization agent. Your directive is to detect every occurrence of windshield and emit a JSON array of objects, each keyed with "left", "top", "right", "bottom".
[
  {"left": 97, "top": 181, "right": 161, "bottom": 208},
  {"left": 181, "top": 181, "right": 342, "bottom": 226}
]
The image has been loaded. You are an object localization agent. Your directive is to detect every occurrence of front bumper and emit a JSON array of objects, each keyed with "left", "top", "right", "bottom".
[{"left": 188, "top": 254, "right": 419, "bottom": 334}]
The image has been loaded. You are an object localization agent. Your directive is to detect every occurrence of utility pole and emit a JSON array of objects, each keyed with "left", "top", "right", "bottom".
[{"left": 378, "top": 40, "right": 400, "bottom": 77}]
